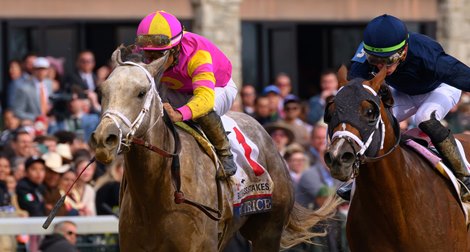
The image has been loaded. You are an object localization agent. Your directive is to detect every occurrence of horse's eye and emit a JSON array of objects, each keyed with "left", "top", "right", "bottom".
[
  {"left": 366, "top": 109, "right": 374, "bottom": 116},
  {"left": 138, "top": 91, "right": 146, "bottom": 98}
]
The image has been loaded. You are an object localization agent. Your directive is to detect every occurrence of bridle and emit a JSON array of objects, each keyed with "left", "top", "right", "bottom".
[
  {"left": 327, "top": 83, "right": 401, "bottom": 178},
  {"left": 101, "top": 60, "right": 164, "bottom": 154}
]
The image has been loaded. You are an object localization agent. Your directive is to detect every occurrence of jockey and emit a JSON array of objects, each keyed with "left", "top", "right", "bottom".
[
  {"left": 346, "top": 14, "right": 470, "bottom": 200},
  {"left": 135, "top": 10, "right": 238, "bottom": 177}
]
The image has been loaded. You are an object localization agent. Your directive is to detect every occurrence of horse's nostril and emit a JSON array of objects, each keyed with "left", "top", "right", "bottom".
[
  {"left": 89, "top": 133, "right": 98, "bottom": 148},
  {"left": 105, "top": 134, "right": 119, "bottom": 147},
  {"left": 324, "top": 152, "right": 333, "bottom": 166},
  {"left": 341, "top": 152, "right": 355, "bottom": 164}
]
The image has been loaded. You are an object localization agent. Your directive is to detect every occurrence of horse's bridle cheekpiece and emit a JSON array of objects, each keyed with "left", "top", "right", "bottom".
[{"left": 326, "top": 79, "right": 401, "bottom": 178}]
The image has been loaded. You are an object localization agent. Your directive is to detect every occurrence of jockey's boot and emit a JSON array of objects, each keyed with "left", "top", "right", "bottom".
[
  {"left": 419, "top": 112, "right": 470, "bottom": 201},
  {"left": 336, "top": 180, "right": 353, "bottom": 201},
  {"left": 196, "top": 111, "right": 237, "bottom": 178}
]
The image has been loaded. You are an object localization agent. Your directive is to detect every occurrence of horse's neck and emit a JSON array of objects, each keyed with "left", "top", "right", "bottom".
[{"left": 124, "top": 116, "right": 175, "bottom": 201}]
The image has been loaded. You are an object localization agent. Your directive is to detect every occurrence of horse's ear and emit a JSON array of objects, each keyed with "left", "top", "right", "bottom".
[
  {"left": 111, "top": 45, "right": 125, "bottom": 66},
  {"left": 145, "top": 54, "right": 168, "bottom": 78},
  {"left": 337, "top": 65, "right": 349, "bottom": 88},
  {"left": 367, "top": 67, "right": 387, "bottom": 92}
]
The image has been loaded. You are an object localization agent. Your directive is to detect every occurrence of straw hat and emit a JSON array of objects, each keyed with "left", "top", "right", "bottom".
[{"left": 56, "top": 143, "right": 73, "bottom": 161}]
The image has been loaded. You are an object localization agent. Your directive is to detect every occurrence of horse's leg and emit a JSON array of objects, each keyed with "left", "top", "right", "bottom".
[{"left": 240, "top": 212, "right": 285, "bottom": 252}]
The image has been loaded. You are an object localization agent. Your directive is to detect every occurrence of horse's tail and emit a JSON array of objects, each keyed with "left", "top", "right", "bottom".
[{"left": 280, "top": 195, "right": 342, "bottom": 249}]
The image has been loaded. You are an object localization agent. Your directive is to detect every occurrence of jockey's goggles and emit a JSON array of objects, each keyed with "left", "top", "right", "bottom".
[
  {"left": 365, "top": 48, "right": 406, "bottom": 67},
  {"left": 135, "top": 32, "right": 183, "bottom": 51}
]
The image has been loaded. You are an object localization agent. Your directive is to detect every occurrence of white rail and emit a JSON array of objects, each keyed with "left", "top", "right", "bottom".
[{"left": 0, "top": 216, "right": 119, "bottom": 235}]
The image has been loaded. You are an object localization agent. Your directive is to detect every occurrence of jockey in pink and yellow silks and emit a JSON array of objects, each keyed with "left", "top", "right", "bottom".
[{"left": 135, "top": 10, "right": 238, "bottom": 177}]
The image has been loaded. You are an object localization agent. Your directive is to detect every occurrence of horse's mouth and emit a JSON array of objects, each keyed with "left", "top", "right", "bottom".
[{"left": 94, "top": 147, "right": 115, "bottom": 165}]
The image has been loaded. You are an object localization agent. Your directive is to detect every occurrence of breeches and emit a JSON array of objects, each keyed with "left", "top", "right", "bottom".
[{"left": 391, "top": 83, "right": 461, "bottom": 125}]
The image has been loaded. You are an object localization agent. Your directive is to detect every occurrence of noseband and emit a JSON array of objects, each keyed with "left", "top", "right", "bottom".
[
  {"left": 101, "top": 61, "right": 163, "bottom": 154},
  {"left": 327, "top": 82, "right": 401, "bottom": 178}
]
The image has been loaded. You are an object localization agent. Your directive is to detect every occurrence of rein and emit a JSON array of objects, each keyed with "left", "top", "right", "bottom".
[{"left": 104, "top": 61, "right": 222, "bottom": 221}]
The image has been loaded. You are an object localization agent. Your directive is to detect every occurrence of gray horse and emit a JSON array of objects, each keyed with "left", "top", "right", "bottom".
[{"left": 90, "top": 47, "right": 338, "bottom": 252}]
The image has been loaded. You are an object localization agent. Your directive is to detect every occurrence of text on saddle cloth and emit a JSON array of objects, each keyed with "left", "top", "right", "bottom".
[{"left": 222, "top": 115, "right": 274, "bottom": 217}]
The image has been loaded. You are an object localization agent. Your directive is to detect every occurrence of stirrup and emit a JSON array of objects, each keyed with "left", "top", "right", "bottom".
[
  {"left": 336, "top": 181, "right": 353, "bottom": 201},
  {"left": 216, "top": 155, "right": 237, "bottom": 180}
]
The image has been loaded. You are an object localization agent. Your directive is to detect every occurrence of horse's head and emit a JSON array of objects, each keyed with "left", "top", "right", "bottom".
[
  {"left": 323, "top": 66, "right": 398, "bottom": 181},
  {"left": 90, "top": 46, "right": 168, "bottom": 164}
]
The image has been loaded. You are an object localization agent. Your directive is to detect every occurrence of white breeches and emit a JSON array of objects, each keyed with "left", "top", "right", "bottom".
[{"left": 391, "top": 83, "right": 461, "bottom": 125}]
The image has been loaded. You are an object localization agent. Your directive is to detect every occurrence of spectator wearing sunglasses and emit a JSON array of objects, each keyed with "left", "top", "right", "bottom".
[
  {"left": 348, "top": 14, "right": 470, "bottom": 200},
  {"left": 279, "top": 95, "right": 312, "bottom": 147},
  {"left": 39, "top": 220, "right": 77, "bottom": 252}
]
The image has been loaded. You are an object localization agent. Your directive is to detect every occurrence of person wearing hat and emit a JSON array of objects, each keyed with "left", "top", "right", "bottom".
[
  {"left": 347, "top": 14, "right": 470, "bottom": 200},
  {"left": 16, "top": 156, "right": 47, "bottom": 216},
  {"left": 12, "top": 57, "right": 53, "bottom": 122},
  {"left": 264, "top": 121, "right": 295, "bottom": 155},
  {"left": 42, "top": 152, "right": 70, "bottom": 216},
  {"left": 261, "top": 85, "right": 282, "bottom": 120},
  {"left": 280, "top": 94, "right": 312, "bottom": 147},
  {"left": 134, "top": 10, "right": 238, "bottom": 177}
]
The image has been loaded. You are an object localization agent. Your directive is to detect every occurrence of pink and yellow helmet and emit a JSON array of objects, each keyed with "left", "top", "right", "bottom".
[{"left": 136, "top": 10, "right": 183, "bottom": 51}]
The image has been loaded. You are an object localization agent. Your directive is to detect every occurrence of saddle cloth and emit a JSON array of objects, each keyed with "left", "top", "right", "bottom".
[
  {"left": 403, "top": 128, "right": 470, "bottom": 224},
  {"left": 176, "top": 115, "right": 274, "bottom": 217}
]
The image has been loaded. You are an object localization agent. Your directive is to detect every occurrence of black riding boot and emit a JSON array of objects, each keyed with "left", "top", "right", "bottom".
[
  {"left": 196, "top": 111, "right": 237, "bottom": 178},
  {"left": 419, "top": 112, "right": 470, "bottom": 201},
  {"left": 336, "top": 180, "right": 353, "bottom": 201}
]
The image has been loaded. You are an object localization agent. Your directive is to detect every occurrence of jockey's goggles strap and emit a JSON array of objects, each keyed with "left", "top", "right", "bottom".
[{"left": 363, "top": 35, "right": 408, "bottom": 53}]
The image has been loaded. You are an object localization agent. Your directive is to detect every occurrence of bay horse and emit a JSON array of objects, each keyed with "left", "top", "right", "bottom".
[
  {"left": 90, "top": 47, "right": 338, "bottom": 252},
  {"left": 323, "top": 66, "right": 470, "bottom": 251}
]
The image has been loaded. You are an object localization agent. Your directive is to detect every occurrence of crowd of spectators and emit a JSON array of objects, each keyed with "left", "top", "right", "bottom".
[{"left": 2, "top": 49, "right": 470, "bottom": 252}]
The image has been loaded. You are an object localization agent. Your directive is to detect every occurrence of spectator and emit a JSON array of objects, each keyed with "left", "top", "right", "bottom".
[
  {"left": 7, "top": 129, "right": 34, "bottom": 168},
  {"left": 0, "top": 109, "right": 21, "bottom": 146},
  {"left": 34, "top": 135, "right": 58, "bottom": 154},
  {"left": 240, "top": 84, "right": 257, "bottom": 116},
  {"left": 264, "top": 121, "right": 295, "bottom": 156},
  {"left": 261, "top": 85, "right": 282, "bottom": 121},
  {"left": 95, "top": 156, "right": 124, "bottom": 216},
  {"left": 274, "top": 72, "right": 293, "bottom": 100},
  {"left": 42, "top": 152, "right": 70, "bottom": 216},
  {"left": 253, "top": 96, "right": 276, "bottom": 125},
  {"left": 307, "top": 69, "right": 339, "bottom": 125},
  {"left": 58, "top": 169, "right": 79, "bottom": 216},
  {"left": 7, "top": 54, "right": 36, "bottom": 109},
  {"left": 71, "top": 155, "right": 96, "bottom": 216},
  {"left": 284, "top": 145, "right": 309, "bottom": 186},
  {"left": 65, "top": 50, "right": 97, "bottom": 92},
  {"left": 46, "top": 56, "right": 66, "bottom": 92},
  {"left": 12, "top": 57, "right": 54, "bottom": 122},
  {"left": 280, "top": 95, "right": 312, "bottom": 147},
  {"left": 48, "top": 89, "right": 99, "bottom": 142},
  {"left": 296, "top": 123, "right": 338, "bottom": 209},
  {"left": 16, "top": 156, "right": 46, "bottom": 216},
  {"left": 0, "top": 154, "right": 12, "bottom": 206},
  {"left": 39, "top": 220, "right": 78, "bottom": 252}
]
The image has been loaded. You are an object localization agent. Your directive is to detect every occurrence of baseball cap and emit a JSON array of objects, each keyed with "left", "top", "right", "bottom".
[
  {"left": 262, "top": 85, "right": 281, "bottom": 96},
  {"left": 283, "top": 94, "right": 300, "bottom": 106},
  {"left": 25, "top": 156, "right": 46, "bottom": 169},
  {"left": 33, "top": 57, "right": 50, "bottom": 69}
]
